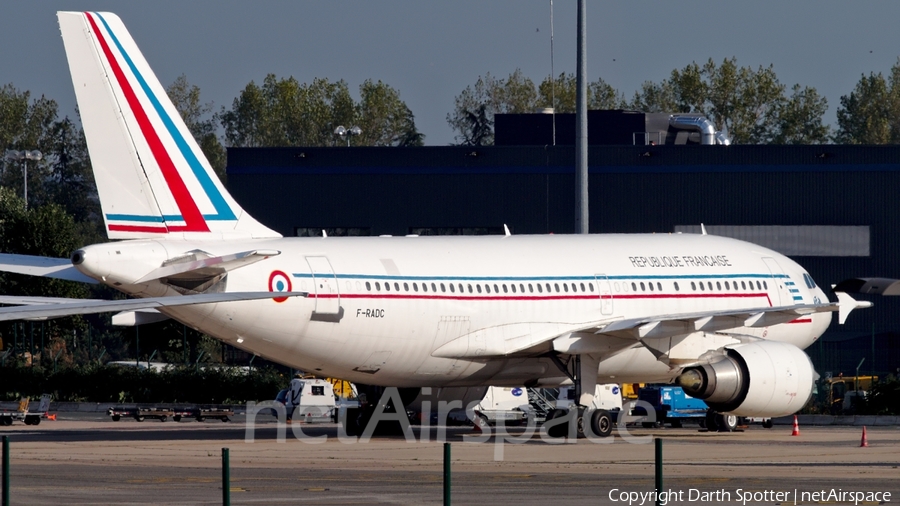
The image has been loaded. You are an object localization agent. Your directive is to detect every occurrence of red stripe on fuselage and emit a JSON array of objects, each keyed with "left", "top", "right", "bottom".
[{"left": 86, "top": 13, "right": 208, "bottom": 233}]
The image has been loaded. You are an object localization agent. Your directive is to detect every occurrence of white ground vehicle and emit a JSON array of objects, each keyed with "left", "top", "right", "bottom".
[
  {"left": 283, "top": 377, "right": 335, "bottom": 423},
  {"left": 471, "top": 387, "right": 533, "bottom": 428}
]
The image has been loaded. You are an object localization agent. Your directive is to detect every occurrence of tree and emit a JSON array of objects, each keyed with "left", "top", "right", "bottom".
[
  {"left": 448, "top": 70, "right": 626, "bottom": 145},
  {"left": 220, "top": 75, "right": 422, "bottom": 148},
  {"left": 537, "top": 73, "right": 626, "bottom": 113},
  {"left": 166, "top": 75, "right": 227, "bottom": 181},
  {"left": 629, "top": 58, "right": 829, "bottom": 144},
  {"left": 835, "top": 60, "right": 900, "bottom": 144},
  {"left": 446, "top": 70, "right": 537, "bottom": 146}
]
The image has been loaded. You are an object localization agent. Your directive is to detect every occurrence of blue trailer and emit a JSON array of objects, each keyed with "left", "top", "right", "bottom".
[{"left": 636, "top": 386, "right": 708, "bottom": 428}]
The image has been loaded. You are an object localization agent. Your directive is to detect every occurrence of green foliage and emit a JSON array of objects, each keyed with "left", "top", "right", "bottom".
[
  {"left": 629, "top": 58, "right": 829, "bottom": 144},
  {"left": 0, "top": 364, "right": 286, "bottom": 403},
  {"left": 835, "top": 60, "right": 900, "bottom": 144},
  {"left": 537, "top": 73, "right": 626, "bottom": 113},
  {"left": 220, "top": 74, "right": 422, "bottom": 148}
]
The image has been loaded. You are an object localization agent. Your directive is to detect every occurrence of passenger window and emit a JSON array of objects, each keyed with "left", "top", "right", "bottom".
[
  {"left": 640, "top": 282, "right": 645, "bottom": 291},
  {"left": 403, "top": 282, "right": 409, "bottom": 291},
  {"left": 741, "top": 281, "right": 746, "bottom": 290},
  {"left": 394, "top": 282, "right": 400, "bottom": 291},
  {"left": 674, "top": 282, "right": 680, "bottom": 291},
  {"left": 366, "top": 282, "right": 371, "bottom": 291},
  {"left": 422, "top": 283, "right": 427, "bottom": 292},
  {"left": 554, "top": 283, "right": 560, "bottom": 292},
  {"left": 648, "top": 282, "right": 654, "bottom": 292},
  {"left": 699, "top": 282, "right": 705, "bottom": 291},
  {"left": 468, "top": 284, "right": 473, "bottom": 293},
  {"left": 589, "top": 283, "right": 594, "bottom": 292},
  {"left": 413, "top": 283, "right": 419, "bottom": 292},
  {"left": 724, "top": 281, "right": 730, "bottom": 290},
  {"left": 756, "top": 281, "right": 761, "bottom": 290},
  {"left": 716, "top": 282, "right": 721, "bottom": 290},
  {"left": 385, "top": 283, "right": 390, "bottom": 292},
  {"left": 477, "top": 285, "right": 482, "bottom": 293},
  {"left": 503, "top": 284, "right": 508, "bottom": 293},
  {"left": 376, "top": 282, "right": 381, "bottom": 291},
  {"left": 485, "top": 285, "right": 491, "bottom": 294},
  {"left": 563, "top": 284, "right": 569, "bottom": 293},
  {"left": 432, "top": 283, "right": 437, "bottom": 292},
  {"left": 520, "top": 284, "right": 525, "bottom": 293},
  {"left": 440, "top": 283, "right": 446, "bottom": 292},
  {"left": 707, "top": 282, "right": 713, "bottom": 290},
  {"left": 528, "top": 284, "right": 534, "bottom": 293},
  {"left": 546, "top": 283, "right": 552, "bottom": 292},
  {"left": 632, "top": 282, "right": 637, "bottom": 291},
  {"left": 690, "top": 282, "right": 696, "bottom": 290},
  {"left": 494, "top": 284, "right": 500, "bottom": 293},
  {"left": 763, "top": 281, "right": 768, "bottom": 289},
  {"left": 657, "top": 282, "right": 662, "bottom": 291},
  {"left": 537, "top": 284, "right": 543, "bottom": 293},
  {"left": 511, "top": 284, "right": 516, "bottom": 293},
  {"left": 449, "top": 284, "right": 455, "bottom": 293}
]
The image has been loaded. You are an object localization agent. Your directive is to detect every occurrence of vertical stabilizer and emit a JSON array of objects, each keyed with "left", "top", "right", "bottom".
[{"left": 57, "top": 11, "right": 280, "bottom": 240}]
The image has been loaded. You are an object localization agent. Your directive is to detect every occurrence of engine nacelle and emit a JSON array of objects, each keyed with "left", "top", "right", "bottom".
[{"left": 676, "top": 341, "right": 815, "bottom": 417}]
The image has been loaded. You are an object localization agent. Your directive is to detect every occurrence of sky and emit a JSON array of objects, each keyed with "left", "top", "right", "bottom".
[{"left": 2, "top": 1, "right": 899, "bottom": 146}]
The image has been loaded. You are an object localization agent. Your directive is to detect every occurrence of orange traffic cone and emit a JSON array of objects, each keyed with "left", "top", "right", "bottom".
[
  {"left": 46, "top": 413, "right": 57, "bottom": 421},
  {"left": 860, "top": 426, "right": 869, "bottom": 447},
  {"left": 791, "top": 415, "right": 800, "bottom": 436}
]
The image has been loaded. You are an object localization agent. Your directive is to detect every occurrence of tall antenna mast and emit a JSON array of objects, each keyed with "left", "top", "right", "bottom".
[{"left": 550, "top": 0, "right": 556, "bottom": 146}]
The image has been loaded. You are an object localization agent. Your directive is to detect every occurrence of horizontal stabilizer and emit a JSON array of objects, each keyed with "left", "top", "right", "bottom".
[
  {"left": 0, "top": 253, "right": 96, "bottom": 283},
  {"left": 135, "top": 249, "right": 280, "bottom": 283},
  {"left": 0, "top": 291, "right": 306, "bottom": 322}
]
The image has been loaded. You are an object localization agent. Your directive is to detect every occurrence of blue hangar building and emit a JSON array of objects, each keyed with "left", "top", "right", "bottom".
[{"left": 225, "top": 112, "right": 900, "bottom": 379}]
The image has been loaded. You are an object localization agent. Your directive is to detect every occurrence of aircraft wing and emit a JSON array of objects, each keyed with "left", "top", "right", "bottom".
[
  {"left": 0, "top": 291, "right": 306, "bottom": 322},
  {"left": 434, "top": 295, "right": 869, "bottom": 360},
  {"left": 0, "top": 253, "right": 97, "bottom": 283}
]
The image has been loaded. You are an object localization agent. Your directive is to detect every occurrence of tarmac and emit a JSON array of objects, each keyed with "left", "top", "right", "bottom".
[{"left": 1, "top": 414, "right": 898, "bottom": 505}]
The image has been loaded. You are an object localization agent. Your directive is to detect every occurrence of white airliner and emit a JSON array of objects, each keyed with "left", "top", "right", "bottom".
[{"left": 0, "top": 11, "right": 872, "bottom": 436}]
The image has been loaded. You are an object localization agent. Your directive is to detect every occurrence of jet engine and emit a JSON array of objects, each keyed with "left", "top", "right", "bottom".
[{"left": 676, "top": 341, "right": 815, "bottom": 417}]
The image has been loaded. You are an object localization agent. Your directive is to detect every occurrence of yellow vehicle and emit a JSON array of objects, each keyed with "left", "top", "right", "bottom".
[
  {"left": 622, "top": 383, "right": 643, "bottom": 401},
  {"left": 824, "top": 375, "right": 877, "bottom": 414}
]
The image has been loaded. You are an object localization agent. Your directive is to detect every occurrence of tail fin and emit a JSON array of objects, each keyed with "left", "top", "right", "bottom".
[{"left": 57, "top": 12, "right": 280, "bottom": 240}]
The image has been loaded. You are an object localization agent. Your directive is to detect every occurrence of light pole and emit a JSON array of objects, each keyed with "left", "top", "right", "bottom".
[
  {"left": 4, "top": 149, "right": 42, "bottom": 210},
  {"left": 333, "top": 125, "right": 362, "bottom": 147}
]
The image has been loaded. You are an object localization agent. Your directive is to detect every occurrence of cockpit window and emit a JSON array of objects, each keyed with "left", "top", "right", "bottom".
[{"left": 803, "top": 273, "right": 817, "bottom": 289}]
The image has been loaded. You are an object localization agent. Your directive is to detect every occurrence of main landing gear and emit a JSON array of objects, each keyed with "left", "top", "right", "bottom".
[
  {"left": 704, "top": 408, "right": 738, "bottom": 432},
  {"left": 545, "top": 353, "right": 613, "bottom": 439}
]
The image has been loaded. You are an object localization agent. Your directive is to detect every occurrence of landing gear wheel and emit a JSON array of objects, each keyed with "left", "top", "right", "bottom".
[
  {"left": 159, "top": 416, "right": 167, "bottom": 422},
  {"left": 705, "top": 409, "right": 719, "bottom": 432},
  {"left": 574, "top": 407, "right": 587, "bottom": 439},
  {"left": 474, "top": 414, "right": 490, "bottom": 431},
  {"left": 135, "top": 416, "right": 145, "bottom": 422},
  {"left": 762, "top": 418, "right": 773, "bottom": 429},
  {"left": 545, "top": 408, "right": 568, "bottom": 438},
  {"left": 716, "top": 413, "right": 738, "bottom": 432},
  {"left": 111, "top": 415, "right": 121, "bottom": 422},
  {"left": 590, "top": 409, "right": 613, "bottom": 438}
]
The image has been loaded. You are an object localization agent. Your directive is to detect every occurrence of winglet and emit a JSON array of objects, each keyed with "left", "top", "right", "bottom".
[
  {"left": 700, "top": 223, "right": 708, "bottom": 236},
  {"left": 832, "top": 285, "right": 874, "bottom": 324},
  {"left": 503, "top": 224, "right": 511, "bottom": 237}
]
